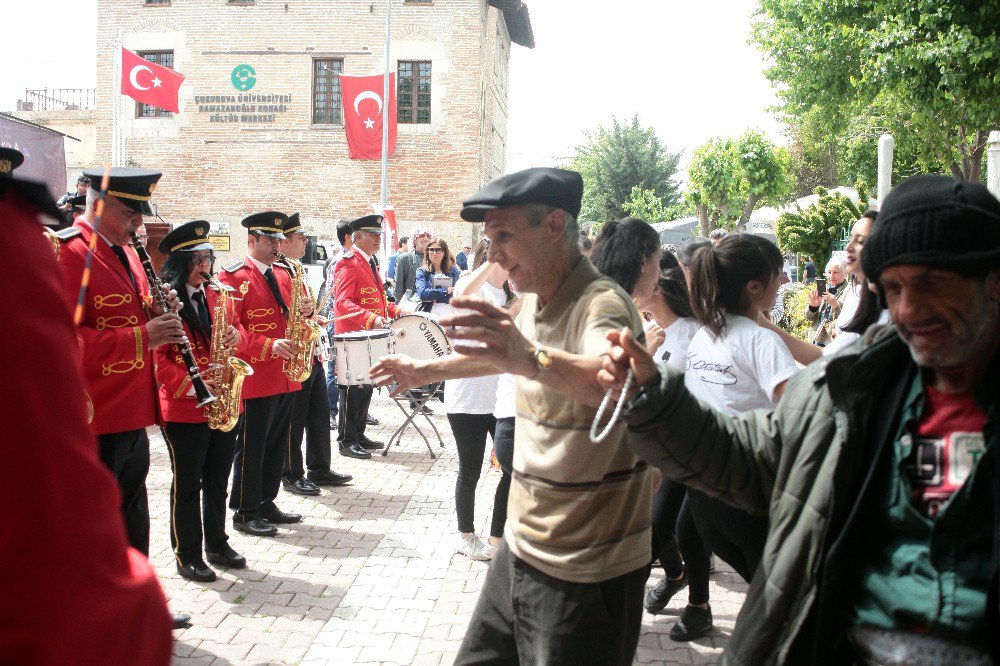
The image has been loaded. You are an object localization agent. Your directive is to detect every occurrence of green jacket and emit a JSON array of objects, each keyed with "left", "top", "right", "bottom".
[{"left": 622, "top": 326, "right": 999, "bottom": 665}]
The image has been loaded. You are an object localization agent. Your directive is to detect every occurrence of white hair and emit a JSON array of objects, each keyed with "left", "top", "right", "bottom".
[{"left": 826, "top": 257, "right": 846, "bottom": 271}]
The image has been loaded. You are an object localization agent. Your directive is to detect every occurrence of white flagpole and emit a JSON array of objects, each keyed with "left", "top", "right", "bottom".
[
  {"left": 112, "top": 35, "right": 119, "bottom": 166},
  {"left": 379, "top": 0, "right": 392, "bottom": 263}
]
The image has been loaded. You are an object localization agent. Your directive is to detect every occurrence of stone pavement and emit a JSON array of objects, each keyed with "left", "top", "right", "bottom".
[{"left": 147, "top": 392, "right": 747, "bottom": 665}]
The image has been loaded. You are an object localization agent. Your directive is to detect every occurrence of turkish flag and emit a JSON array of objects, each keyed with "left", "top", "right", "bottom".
[
  {"left": 120, "top": 47, "right": 185, "bottom": 113},
  {"left": 340, "top": 73, "right": 397, "bottom": 160}
]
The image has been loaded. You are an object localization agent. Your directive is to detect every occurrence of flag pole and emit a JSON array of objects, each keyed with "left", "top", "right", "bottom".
[
  {"left": 379, "top": 0, "right": 392, "bottom": 263},
  {"left": 112, "top": 35, "right": 119, "bottom": 166}
]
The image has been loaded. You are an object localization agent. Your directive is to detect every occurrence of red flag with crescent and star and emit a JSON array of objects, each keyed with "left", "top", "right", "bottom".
[
  {"left": 120, "top": 47, "right": 185, "bottom": 113},
  {"left": 340, "top": 73, "right": 397, "bottom": 160}
]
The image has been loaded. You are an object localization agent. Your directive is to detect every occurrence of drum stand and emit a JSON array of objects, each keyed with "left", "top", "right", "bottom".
[{"left": 382, "top": 383, "right": 446, "bottom": 459}]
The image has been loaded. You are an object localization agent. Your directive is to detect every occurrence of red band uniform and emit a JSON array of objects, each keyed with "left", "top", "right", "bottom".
[
  {"left": 57, "top": 167, "right": 165, "bottom": 556},
  {"left": 154, "top": 220, "right": 251, "bottom": 581},
  {"left": 218, "top": 211, "right": 303, "bottom": 535},
  {"left": 333, "top": 214, "right": 400, "bottom": 457},
  {"left": 0, "top": 150, "right": 172, "bottom": 665}
]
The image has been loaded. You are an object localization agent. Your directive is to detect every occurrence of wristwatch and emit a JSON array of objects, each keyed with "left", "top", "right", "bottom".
[{"left": 530, "top": 345, "right": 551, "bottom": 379}]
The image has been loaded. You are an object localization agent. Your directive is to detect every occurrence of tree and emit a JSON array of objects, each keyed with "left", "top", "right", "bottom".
[
  {"left": 687, "top": 130, "right": 792, "bottom": 237},
  {"left": 753, "top": 0, "right": 1000, "bottom": 181},
  {"left": 568, "top": 115, "right": 682, "bottom": 222},
  {"left": 775, "top": 187, "right": 862, "bottom": 269}
]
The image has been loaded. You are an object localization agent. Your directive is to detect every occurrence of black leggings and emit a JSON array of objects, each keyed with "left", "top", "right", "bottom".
[
  {"left": 492, "top": 417, "right": 515, "bottom": 538},
  {"left": 681, "top": 490, "right": 767, "bottom": 605},
  {"left": 448, "top": 413, "right": 506, "bottom": 536},
  {"left": 650, "top": 480, "right": 686, "bottom": 579}
]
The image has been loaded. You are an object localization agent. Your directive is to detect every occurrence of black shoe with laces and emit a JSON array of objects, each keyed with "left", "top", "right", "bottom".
[
  {"left": 644, "top": 572, "right": 688, "bottom": 613},
  {"left": 669, "top": 604, "right": 713, "bottom": 642}
]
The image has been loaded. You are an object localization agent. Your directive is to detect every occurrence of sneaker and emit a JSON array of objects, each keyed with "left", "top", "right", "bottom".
[
  {"left": 669, "top": 604, "right": 713, "bottom": 642},
  {"left": 456, "top": 534, "right": 490, "bottom": 561},
  {"left": 481, "top": 540, "right": 498, "bottom": 560},
  {"left": 644, "top": 572, "right": 688, "bottom": 613}
]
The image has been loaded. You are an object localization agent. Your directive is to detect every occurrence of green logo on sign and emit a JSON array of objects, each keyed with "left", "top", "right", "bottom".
[{"left": 231, "top": 64, "right": 256, "bottom": 91}]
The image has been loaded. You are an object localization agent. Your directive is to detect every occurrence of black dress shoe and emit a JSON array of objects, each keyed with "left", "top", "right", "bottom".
[
  {"left": 172, "top": 611, "right": 192, "bottom": 629},
  {"left": 206, "top": 544, "right": 246, "bottom": 569},
  {"left": 177, "top": 560, "right": 217, "bottom": 583},
  {"left": 282, "top": 476, "right": 321, "bottom": 496},
  {"left": 409, "top": 401, "right": 433, "bottom": 415},
  {"left": 644, "top": 572, "right": 688, "bottom": 613},
  {"left": 339, "top": 442, "right": 372, "bottom": 459},
  {"left": 260, "top": 508, "right": 302, "bottom": 524},
  {"left": 359, "top": 437, "right": 385, "bottom": 451},
  {"left": 365, "top": 414, "right": 379, "bottom": 425},
  {"left": 669, "top": 604, "right": 713, "bottom": 642},
  {"left": 308, "top": 470, "right": 353, "bottom": 486},
  {"left": 232, "top": 516, "right": 278, "bottom": 537}
]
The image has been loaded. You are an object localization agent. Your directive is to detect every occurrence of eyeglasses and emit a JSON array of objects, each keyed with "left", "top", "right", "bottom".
[
  {"left": 134, "top": 234, "right": 149, "bottom": 242},
  {"left": 192, "top": 252, "right": 215, "bottom": 264},
  {"left": 426, "top": 247, "right": 444, "bottom": 253}
]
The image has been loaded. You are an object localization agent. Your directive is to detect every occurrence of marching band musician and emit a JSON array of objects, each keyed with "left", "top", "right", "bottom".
[
  {"left": 155, "top": 221, "right": 249, "bottom": 582},
  {"left": 279, "top": 214, "right": 353, "bottom": 495},
  {"left": 1, "top": 148, "right": 173, "bottom": 663},
  {"left": 56, "top": 166, "right": 191, "bottom": 629},
  {"left": 218, "top": 212, "right": 304, "bottom": 537},
  {"left": 333, "top": 214, "right": 401, "bottom": 460}
]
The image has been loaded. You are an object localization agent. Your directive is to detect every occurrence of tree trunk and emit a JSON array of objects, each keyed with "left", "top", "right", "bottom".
[
  {"left": 696, "top": 203, "right": 711, "bottom": 238},
  {"left": 736, "top": 195, "right": 762, "bottom": 232},
  {"left": 949, "top": 127, "right": 989, "bottom": 181}
]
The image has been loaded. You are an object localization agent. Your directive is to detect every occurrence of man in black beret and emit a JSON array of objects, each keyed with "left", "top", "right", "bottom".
[
  {"left": 372, "top": 167, "right": 652, "bottom": 664},
  {"left": 597, "top": 173, "right": 1000, "bottom": 664}
]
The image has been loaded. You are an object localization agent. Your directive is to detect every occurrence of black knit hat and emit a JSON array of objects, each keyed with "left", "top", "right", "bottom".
[{"left": 862, "top": 174, "right": 1000, "bottom": 283}]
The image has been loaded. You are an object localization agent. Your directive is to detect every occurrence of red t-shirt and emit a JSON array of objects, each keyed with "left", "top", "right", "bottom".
[{"left": 905, "top": 385, "right": 987, "bottom": 518}]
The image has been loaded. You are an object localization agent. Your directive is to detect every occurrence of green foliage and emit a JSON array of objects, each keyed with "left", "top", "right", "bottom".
[
  {"left": 777, "top": 283, "right": 814, "bottom": 341},
  {"left": 753, "top": 0, "right": 1000, "bottom": 182},
  {"left": 687, "top": 130, "right": 792, "bottom": 237},
  {"left": 569, "top": 115, "right": 682, "bottom": 223},
  {"left": 622, "top": 186, "right": 669, "bottom": 222},
  {"left": 776, "top": 187, "right": 862, "bottom": 269}
]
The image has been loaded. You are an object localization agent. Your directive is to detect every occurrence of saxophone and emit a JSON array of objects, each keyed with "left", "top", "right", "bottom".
[
  {"left": 202, "top": 273, "right": 254, "bottom": 431},
  {"left": 280, "top": 254, "right": 323, "bottom": 382}
]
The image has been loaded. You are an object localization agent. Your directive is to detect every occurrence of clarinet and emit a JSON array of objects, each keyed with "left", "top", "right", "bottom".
[{"left": 129, "top": 232, "right": 217, "bottom": 408}]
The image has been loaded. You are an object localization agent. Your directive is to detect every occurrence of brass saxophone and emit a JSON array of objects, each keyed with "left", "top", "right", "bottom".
[
  {"left": 202, "top": 273, "right": 254, "bottom": 431},
  {"left": 280, "top": 254, "right": 322, "bottom": 382}
]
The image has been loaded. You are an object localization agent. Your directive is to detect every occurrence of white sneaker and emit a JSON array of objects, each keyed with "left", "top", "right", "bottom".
[
  {"left": 481, "top": 540, "right": 498, "bottom": 560},
  {"left": 457, "top": 534, "right": 491, "bottom": 561}
]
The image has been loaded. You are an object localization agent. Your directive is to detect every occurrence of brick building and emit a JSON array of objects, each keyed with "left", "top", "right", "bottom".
[{"left": 94, "top": 0, "right": 534, "bottom": 260}]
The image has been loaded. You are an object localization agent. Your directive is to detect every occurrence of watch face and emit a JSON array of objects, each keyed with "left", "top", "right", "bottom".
[{"left": 536, "top": 348, "right": 552, "bottom": 368}]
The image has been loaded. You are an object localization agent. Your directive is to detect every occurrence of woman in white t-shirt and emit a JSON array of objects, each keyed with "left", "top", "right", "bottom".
[
  {"left": 444, "top": 239, "right": 518, "bottom": 561},
  {"left": 666, "top": 233, "right": 798, "bottom": 641}
]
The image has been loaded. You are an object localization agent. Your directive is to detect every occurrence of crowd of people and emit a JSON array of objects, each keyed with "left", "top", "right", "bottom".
[{"left": 2, "top": 143, "right": 998, "bottom": 665}]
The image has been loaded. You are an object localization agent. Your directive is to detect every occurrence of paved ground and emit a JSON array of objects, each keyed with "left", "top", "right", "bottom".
[{"left": 148, "top": 392, "right": 747, "bottom": 665}]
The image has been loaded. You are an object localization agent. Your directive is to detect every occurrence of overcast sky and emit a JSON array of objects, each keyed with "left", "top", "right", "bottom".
[{"left": 1, "top": 0, "right": 784, "bottom": 175}]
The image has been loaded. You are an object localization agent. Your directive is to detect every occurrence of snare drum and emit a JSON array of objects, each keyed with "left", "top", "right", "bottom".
[
  {"left": 390, "top": 314, "right": 451, "bottom": 361},
  {"left": 331, "top": 329, "right": 392, "bottom": 386}
]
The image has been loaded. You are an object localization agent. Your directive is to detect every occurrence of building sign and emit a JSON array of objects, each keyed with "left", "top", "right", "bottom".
[
  {"left": 193, "top": 93, "right": 292, "bottom": 123},
  {"left": 208, "top": 235, "right": 230, "bottom": 252},
  {"left": 231, "top": 64, "right": 257, "bottom": 91}
]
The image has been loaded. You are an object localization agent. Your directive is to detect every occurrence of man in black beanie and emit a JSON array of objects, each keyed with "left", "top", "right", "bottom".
[{"left": 597, "top": 173, "right": 999, "bottom": 664}]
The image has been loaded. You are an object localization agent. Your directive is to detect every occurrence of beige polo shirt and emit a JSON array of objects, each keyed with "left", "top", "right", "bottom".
[{"left": 507, "top": 257, "right": 651, "bottom": 583}]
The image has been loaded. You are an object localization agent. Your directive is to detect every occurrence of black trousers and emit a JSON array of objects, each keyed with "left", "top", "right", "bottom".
[
  {"left": 650, "top": 480, "right": 687, "bottom": 579},
  {"left": 687, "top": 489, "right": 767, "bottom": 586},
  {"left": 455, "top": 541, "right": 647, "bottom": 665},
  {"left": 163, "top": 420, "right": 239, "bottom": 563},
  {"left": 98, "top": 429, "right": 151, "bottom": 556},
  {"left": 231, "top": 392, "right": 294, "bottom": 519},
  {"left": 447, "top": 412, "right": 497, "bottom": 534},
  {"left": 492, "top": 417, "right": 515, "bottom": 539},
  {"left": 677, "top": 496, "right": 713, "bottom": 605},
  {"left": 337, "top": 384, "right": 372, "bottom": 445},
  {"left": 284, "top": 359, "right": 333, "bottom": 479}
]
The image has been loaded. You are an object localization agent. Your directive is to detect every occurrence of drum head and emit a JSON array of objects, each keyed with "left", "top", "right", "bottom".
[
  {"left": 333, "top": 329, "right": 391, "bottom": 341},
  {"left": 390, "top": 314, "right": 451, "bottom": 360}
]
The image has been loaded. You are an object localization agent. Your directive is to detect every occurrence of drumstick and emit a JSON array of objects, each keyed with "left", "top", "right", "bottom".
[{"left": 331, "top": 311, "right": 365, "bottom": 322}]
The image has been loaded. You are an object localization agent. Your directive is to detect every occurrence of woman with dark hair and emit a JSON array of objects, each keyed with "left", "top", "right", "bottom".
[
  {"left": 444, "top": 237, "right": 519, "bottom": 560},
  {"left": 673, "top": 237, "right": 712, "bottom": 285},
  {"left": 415, "top": 237, "right": 461, "bottom": 316},
  {"left": 155, "top": 221, "right": 249, "bottom": 583},
  {"left": 665, "top": 233, "right": 797, "bottom": 641},
  {"left": 590, "top": 217, "right": 662, "bottom": 300}
]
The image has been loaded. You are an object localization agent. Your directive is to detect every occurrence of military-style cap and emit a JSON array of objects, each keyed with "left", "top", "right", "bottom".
[
  {"left": 460, "top": 167, "right": 584, "bottom": 222},
  {"left": 241, "top": 211, "right": 288, "bottom": 238},
  {"left": 82, "top": 167, "right": 161, "bottom": 215},
  {"left": 349, "top": 214, "right": 384, "bottom": 234},
  {"left": 158, "top": 220, "right": 214, "bottom": 254},
  {"left": 282, "top": 212, "right": 310, "bottom": 236},
  {"left": 0, "top": 147, "right": 24, "bottom": 176}
]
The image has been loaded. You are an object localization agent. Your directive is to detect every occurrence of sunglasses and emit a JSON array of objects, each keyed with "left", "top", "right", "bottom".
[
  {"left": 192, "top": 252, "right": 216, "bottom": 264},
  {"left": 426, "top": 247, "right": 444, "bottom": 253}
]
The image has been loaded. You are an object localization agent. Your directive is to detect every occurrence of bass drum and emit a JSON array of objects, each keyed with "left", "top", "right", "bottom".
[
  {"left": 331, "top": 329, "right": 392, "bottom": 386},
  {"left": 390, "top": 314, "right": 452, "bottom": 361}
]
